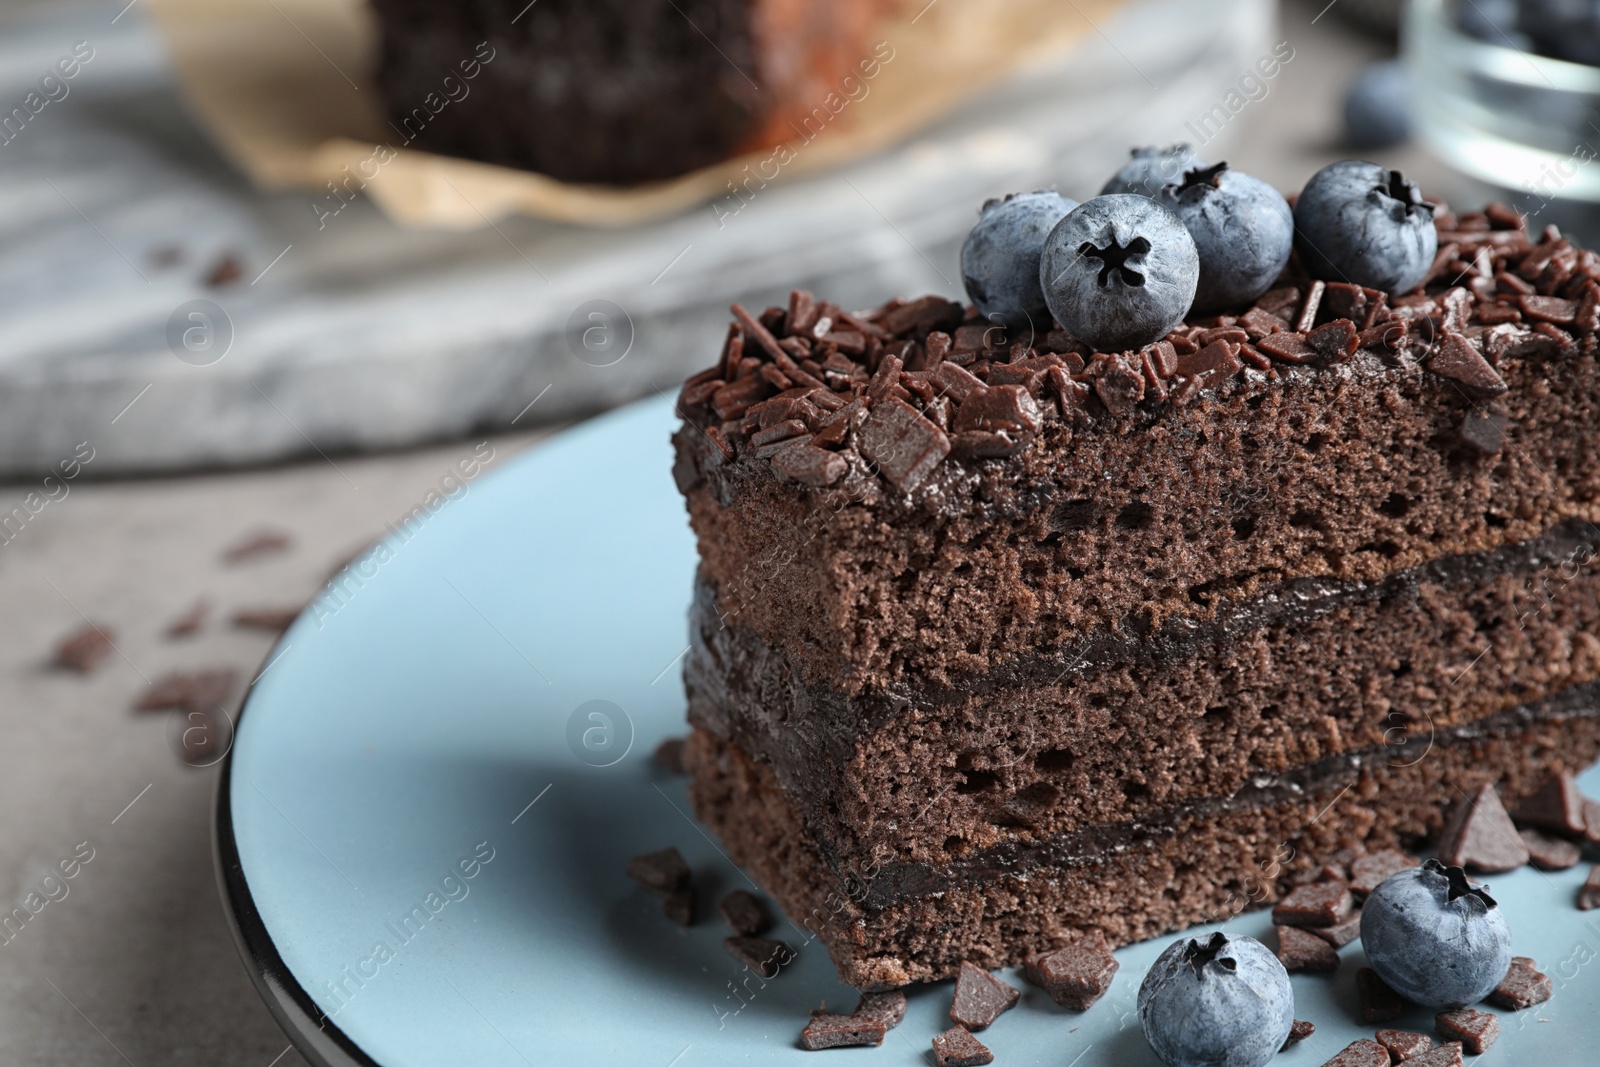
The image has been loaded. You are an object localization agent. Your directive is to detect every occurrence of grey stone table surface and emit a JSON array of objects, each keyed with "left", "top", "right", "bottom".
[{"left": 0, "top": 0, "right": 1520, "bottom": 1063}]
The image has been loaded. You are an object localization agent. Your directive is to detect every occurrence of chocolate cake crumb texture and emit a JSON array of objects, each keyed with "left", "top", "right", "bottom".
[
  {"left": 1405, "top": 1043, "right": 1464, "bottom": 1067},
  {"left": 1488, "top": 956, "right": 1552, "bottom": 1010},
  {"left": 1282, "top": 1019, "right": 1315, "bottom": 1049},
  {"left": 1321, "top": 1038, "right": 1391, "bottom": 1066},
  {"left": 1350, "top": 850, "right": 1420, "bottom": 896},
  {"left": 1519, "top": 827, "right": 1581, "bottom": 870},
  {"left": 1435, "top": 1008, "right": 1499, "bottom": 1054},
  {"left": 932, "top": 1025, "right": 993, "bottom": 1067},
  {"left": 1513, "top": 770, "right": 1588, "bottom": 837},
  {"left": 54, "top": 624, "right": 114, "bottom": 673},
  {"left": 1312, "top": 910, "right": 1364, "bottom": 949},
  {"left": 662, "top": 887, "right": 695, "bottom": 926},
  {"left": 1358, "top": 967, "right": 1409, "bottom": 1023},
  {"left": 1276, "top": 924, "right": 1340, "bottom": 973},
  {"left": 725, "top": 936, "right": 791, "bottom": 978},
  {"left": 949, "top": 960, "right": 1020, "bottom": 1031},
  {"left": 653, "top": 737, "right": 687, "bottom": 776},
  {"left": 135, "top": 669, "right": 237, "bottom": 714},
  {"left": 1434, "top": 784, "right": 1529, "bottom": 872},
  {"left": 719, "top": 889, "right": 770, "bottom": 937},
  {"left": 1375, "top": 1028, "right": 1435, "bottom": 1061},
  {"left": 626, "top": 847, "right": 690, "bottom": 895},
  {"left": 1022, "top": 928, "right": 1119, "bottom": 1010},
  {"left": 799, "top": 1013, "right": 886, "bottom": 1051},
  {"left": 1273, "top": 880, "right": 1354, "bottom": 928},
  {"left": 1577, "top": 866, "right": 1600, "bottom": 910}
]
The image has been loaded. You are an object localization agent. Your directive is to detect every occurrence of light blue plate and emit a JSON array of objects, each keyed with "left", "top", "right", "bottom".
[{"left": 219, "top": 394, "right": 1599, "bottom": 1065}]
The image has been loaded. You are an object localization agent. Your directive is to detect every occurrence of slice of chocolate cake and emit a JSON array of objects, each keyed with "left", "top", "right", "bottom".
[{"left": 672, "top": 187, "right": 1600, "bottom": 988}]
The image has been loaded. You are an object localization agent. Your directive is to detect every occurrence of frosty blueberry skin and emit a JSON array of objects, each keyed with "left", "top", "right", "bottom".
[
  {"left": 960, "top": 190, "right": 1078, "bottom": 336},
  {"left": 1039, "top": 194, "right": 1199, "bottom": 353},
  {"left": 1157, "top": 162, "right": 1294, "bottom": 314},
  {"left": 1293, "top": 160, "right": 1438, "bottom": 293},
  {"left": 1360, "top": 859, "right": 1513, "bottom": 1009},
  {"left": 1137, "top": 932, "right": 1294, "bottom": 1067},
  {"left": 1102, "top": 144, "right": 1206, "bottom": 199}
]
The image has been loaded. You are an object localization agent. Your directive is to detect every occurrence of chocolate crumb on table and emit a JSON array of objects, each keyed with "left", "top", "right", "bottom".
[
  {"left": 1435, "top": 1008, "right": 1499, "bottom": 1054},
  {"left": 799, "top": 1012, "right": 886, "bottom": 1051},
  {"left": 1276, "top": 924, "right": 1340, "bottom": 973},
  {"left": 1488, "top": 956, "right": 1552, "bottom": 1010},
  {"left": 662, "top": 886, "right": 695, "bottom": 926},
  {"left": 854, "top": 990, "right": 907, "bottom": 1029},
  {"left": 1281, "top": 1019, "right": 1315, "bottom": 1049},
  {"left": 1021, "top": 928, "right": 1119, "bottom": 1010},
  {"left": 1321, "top": 1038, "right": 1391, "bottom": 1066},
  {"left": 164, "top": 598, "right": 210, "bottom": 638},
  {"left": 1519, "top": 827, "right": 1581, "bottom": 870},
  {"left": 724, "top": 935, "right": 791, "bottom": 978},
  {"left": 949, "top": 960, "right": 1020, "bottom": 1030},
  {"left": 231, "top": 606, "right": 301, "bottom": 633},
  {"left": 1311, "top": 910, "right": 1363, "bottom": 949},
  {"left": 719, "top": 889, "right": 771, "bottom": 936},
  {"left": 134, "top": 669, "right": 238, "bottom": 714},
  {"left": 1434, "top": 784, "right": 1529, "bottom": 872},
  {"left": 1358, "top": 967, "right": 1409, "bottom": 1023},
  {"left": 221, "top": 528, "right": 292, "bottom": 564},
  {"left": 652, "top": 737, "right": 687, "bottom": 775},
  {"left": 1272, "top": 880, "right": 1354, "bottom": 928},
  {"left": 1513, "top": 770, "right": 1588, "bottom": 837},
  {"left": 626, "top": 847, "right": 690, "bottom": 894},
  {"left": 204, "top": 253, "right": 243, "bottom": 287},
  {"left": 1405, "top": 1043, "right": 1464, "bottom": 1067},
  {"left": 931, "top": 1024, "right": 993, "bottom": 1067},
  {"left": 54, "top": 624, "right": 115, "bottom": 673},
  {"left": 1349, "top": 850, "right": 1420, "bottom": 896},
  {"left": 1375, "top": 1028, "right": 1434, "bottom": 1061},
  {"left": 1578, "top": 866, "right": 1600, "bottom": 910}
]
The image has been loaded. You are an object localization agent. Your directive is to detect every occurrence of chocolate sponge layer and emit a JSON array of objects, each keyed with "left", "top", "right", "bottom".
[
  {"left": 687, "top": 519, "right": 1600, "bottom": 874},
  {"left": 685, "top": 684, "right": 1600, "bottom": 988}
]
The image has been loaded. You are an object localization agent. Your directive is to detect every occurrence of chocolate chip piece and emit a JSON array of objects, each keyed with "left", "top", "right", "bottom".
[
  {"left": 1359, "top": 967, "right": 1410, "bottom": 1023},
  {"left": 231, "top": 606, "right": 301, "bottom": 633},
  {"left": 877, "top": 295, "right": 964, "bottom": 337},
  {"left": 1520, "top": 827, "right": 1581, "bottom": 870},
  {"left": 952, "top": 384, "right": 1042, "bottom": 435},
  {"left": 1093, "top": 358, "right": 1144, "bottom": 416},
  {"left": 770, "top": 441, "right": 847, "bottom": 487},
  {"left": 1519, "top": 293, "right": 1578, "bottom": 325},
  {"left": 165, "top": 598, "right": 210, "bottom": 638},
  {"left": 1429, "top": 332, "right": 1508, "bottom": 398},
  {"left": 949, "top": 960, "right": 1020, "bottom": 1031},
  {"left": 1350, "top": 850, "right": 1421, "bottom": 896},
  {"left": 1435, "top": 1008, "right": 1499, "bottom": 1054},
  {"left": 1311, "top": 910, "right": 1363, "bottom": 949},
  {"left": 1276, "top": 924, "right": 1340, "bottom": 973},
  {"left": 1258, "top": 330, "right": 1319, "bottom": 363},
  {"left": 1281, "top": 1019, "right": 1315, "bottom": 1049},
  {"left": 1306, "top": 319, "right": 1359, "bottom": 363},
  {"left": 1457, "top": 404, "right": 1507, "bottom": 455},
  {"left": 1376, "top": 1029, "right": 1435, "bottom": 1061},
  {"left": 1022, "top": 929, "right": 1120, "bottom": 1010},
  {"left": 934, "top": 361, "right": 986, "bottom": 403},
  {"left": 932, "top": 1025, "right": 993, "bottom": 1067},
  {"left": 857, "top": 398, "right": 951, "bottom": 492},
  {"left": 1578, "top": 865, "right": 1600, "bottom": 910},
  {"left": 1174, "top": 339, "right": 1243, "bottom": 380},
  {"left": 662, "top": 886, "right": 695, "bottom": 926},
  {"left": 222, "top": 528, "right": 292, "bottom": 563},
  {"left": 799, "top": 1013, "right": 886, "bottom": 1050},
  {"left": 855, "top": 990, "right": 908, "bottom": 1029},
  {"left": 1322, "top": 1038, "right": 1392, "bottom": 1066},
  {"left": 1488, "top": 956, "right": 1552, "bottom": 1010},
  {"left": 135, "top": 669, "right": 238, "bottom": 714},
  {"left": 653, "top": 737, "right": 687, "bottom": 775},
  {"left": 1272, "top": 880, "right": 1353, "bottom": 928},
  {"left": 719, "top": 890, "right": 770, "bottom": 936},
  {"left": 1435, "top": 784, "right": 1529, "bottom": 872},
  {"left": 1513, "top": 770, "right": 1588, "bottom": 837},
  {"left": 626, "top": 847, "right": 690, "bottom": 894},
  {"left": 1406, "top": 1043, "right": 1464, "bottom": 1067},
  {"left": 724, "top": 936, "right": 791, "bottom": 978},
  {"left": 950, "top": 430, "right": 1026, "bottom": 459},
  {"left": 53, "top": 624, "right": 115, "bottom": 674}
]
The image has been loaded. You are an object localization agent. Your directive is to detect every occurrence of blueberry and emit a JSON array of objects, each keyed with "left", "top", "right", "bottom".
[
  {"left": 1519, "top": 0, "right": 1600, "bottom": 65},
  {"left": 1156, "top": 163, "right": 1293, "bottom": 314},
  {"left": 961, "top": 190, "right": 1078, "bottom": 335},
  {"left": 1102, "top": 144, "right": 1206, "bottom": 199},
  {"left": 1360, "top": 859, "right": 1512, "bottom": 1009},
  {"left": 1137, "top": 932, "right": 1293, "bottom": 1067},
  {"left": 1293, "top": 160, "right": 1438, "bottom": 293},
  {"left": 1455, "top": 0, "right": 1534, "bottom": 49},
  {"left": 1344, "top": 60, "right": 1412, "bottom": 149},
  {"left": 1039, "top": 194, "right": 1198, "bottom": 352}
]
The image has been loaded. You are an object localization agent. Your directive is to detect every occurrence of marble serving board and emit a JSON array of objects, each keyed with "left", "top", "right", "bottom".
[{"left": 0, "top": 0, "right": 1270, "bottom": 478}]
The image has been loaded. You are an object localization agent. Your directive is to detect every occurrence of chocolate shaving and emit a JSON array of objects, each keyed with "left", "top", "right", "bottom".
[
  {"left": 1406, "top": 1043, "right": 1464, "bottom": 1067},
  {"left": 1022, "top": 928, "right": 1119, "bottom": 1010},
  {"left": 857, "top": 398, "right": 951, "bottom": 492},
  {"left": 662, "top": 886, "right": 695, "bottom": 926},
  {"left": 222, "top": 528, "right": 293, "bottom": 564},
  {"left": 1578, "top": 865, "right": 1600, "bottom": 910},
  {"left": 1275, "top": 924, "right": 1339, "bottom": 973},
  {"left": 1435, "top": 784, "right": 1529, "bottom": 871},
  {"left": 931, "top": 1025, "right": 992, "bottom": 1067},
  {"left": 1350, "top": 849, "right": 1420, "bottom": 896},
  {"left": 652, "top": 737, "right": 687, "bottom": 775},
  {"left": 719, "top": 890, "right": 771, "bottom": 937},
  {"left": 165, "top": 598, "right": 210, "bottom": 638},
  {"left": 1429, "top": 332, "right": 1508, "bottom": 397},
  {"left": 1521, "top": 827, "right": 1580, "bottom": 870},
  {"left": 724, "top": 936, "right": 791, "bottom": 978},
  {"left": 1435, "top": 1008, "right": 1499, "bottom": 1054},
  {"left": 231, "top": 606, "right": 300, "bottom": 634},
  {"left": 626, "top": 848, "right": 690, "bottom": 894},
  {"left": 949, "top": 960, "right": 1019, "bottom": 1031},
  {"left": 1358, "top": 967, "right": 1409, "bottom": 1023},
  {"left": 799, "top": 1013, "right": 885, "bottom": 1050},
  {"left": 1323, "top": 1038, "right": 1392, "bottom": 1066},
  {"left": 1488, "top": 956, "right": 1552, "bottom": 1010},
  {"left": 1376, "top": 1029, "right": 1435, "bottom": 1062},
  {"left": 53, "top": 624, "right": 115, "bottom": 674},
  {"left": 1458, "top": 404, "right": 1508, "bottom": 455},
  {"left": 1513, "top": 770, "right": 1588, "bottom": 837},
  {"left": 1311, "top": 910, "right": 1363, "bottom": 949},
  {"left": 135, "top": 669, "right": 237, "bottom": 714},
  {"left": 1271, "top": 879, "right": 1353, "bottom": 928},
  {"left": 1281, "top": 1019, "right": 1315, "bottom": 1050}
]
